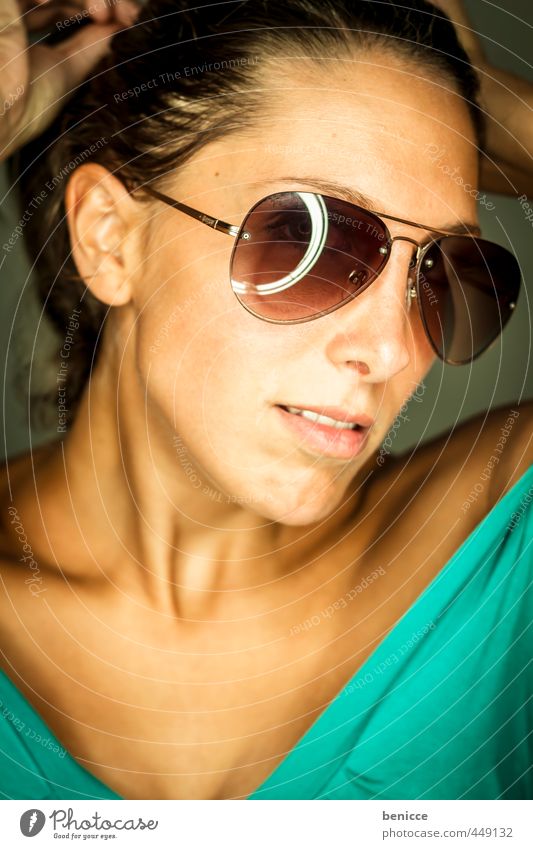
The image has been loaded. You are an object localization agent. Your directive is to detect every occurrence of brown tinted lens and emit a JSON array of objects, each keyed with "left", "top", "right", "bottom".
[
  {"left": 417, "top": 237, "right": 521, "bottom": 364},
  {"left": 230, "top": 192, "right": 389, "bottom": 322}
]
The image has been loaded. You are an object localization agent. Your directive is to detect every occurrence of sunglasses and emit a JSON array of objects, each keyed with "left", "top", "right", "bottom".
[{"left": 142, "top": 187, "right": 521, "bottom": 365}]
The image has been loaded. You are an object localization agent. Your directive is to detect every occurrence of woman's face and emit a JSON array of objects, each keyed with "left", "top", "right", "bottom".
[{"left": 102, "top": 52, "right": 480, "bottom": 525}]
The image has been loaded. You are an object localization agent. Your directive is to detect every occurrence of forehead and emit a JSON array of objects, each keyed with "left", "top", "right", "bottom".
[{"left": 244, "top": 51, "right": 479, "bottom": 228}]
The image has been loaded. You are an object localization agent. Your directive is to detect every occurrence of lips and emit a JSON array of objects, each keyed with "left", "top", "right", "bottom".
[
  {"left": 278, "top": 404, "right": 375, "bottom": 428},
  {"left": 282, "top": 406, "right": 360, "bottom": 430},
  {"left": 275, "top": 404, "right": 373, "bottom": 460}
]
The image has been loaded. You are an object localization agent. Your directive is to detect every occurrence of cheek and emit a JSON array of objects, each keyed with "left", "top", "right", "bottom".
[
  {"left": 172, "top": 312, "right": 282, "bottom": 424},
  {"left": 133, "top": 234, "right": 235, "bottom": 378},
  {"left": 386, "top": 306, "right": 435, "bottom": 416},
  {"left": 133, "top": 257, "right": 277, "bottom": 442},
  {"left": 408, "top": 295, "right": 436, "bottom": 366}
]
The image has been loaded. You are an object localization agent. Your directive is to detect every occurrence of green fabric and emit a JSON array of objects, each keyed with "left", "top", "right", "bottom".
[{"left": 1, "top": 464, "right": 532, "bottom": 800}]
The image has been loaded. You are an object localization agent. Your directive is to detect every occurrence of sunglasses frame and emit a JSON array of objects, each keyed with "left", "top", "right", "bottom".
[{"left": 139, "top": 186, "right": 518, "bottom": 365}]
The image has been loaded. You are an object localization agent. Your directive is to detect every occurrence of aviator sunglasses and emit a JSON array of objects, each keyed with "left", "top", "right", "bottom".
[{"left": 142, "top": 187, "right": 521, "bottom": 365}]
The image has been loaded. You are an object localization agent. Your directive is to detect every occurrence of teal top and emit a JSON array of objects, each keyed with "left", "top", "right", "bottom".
[{"left": 1, "top": 464, "right": 532, "bottom": 800}]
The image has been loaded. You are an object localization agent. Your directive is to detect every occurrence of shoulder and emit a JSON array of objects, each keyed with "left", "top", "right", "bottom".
[
  {"left": 0, "top": 442, "right": 56, "bottom": 504},
  {"left": 384, "top": 400, "right": 532, "bottom": 523},
  {"left": 485, "top": 401, "right": 533, "bottom": 505},
  {"left": 433, "top": 399, "right": 533, "bottom": 508},
  {"left": 0, "top": 442, "right": 58, "bottom": 594}
]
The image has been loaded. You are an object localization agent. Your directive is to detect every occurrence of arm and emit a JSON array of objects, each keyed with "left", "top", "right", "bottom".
[
  {"left": 0, "top": 0, "right": 140, "bottom": 162},
  {"left": 431, "top": 0, "right": 533, "bottom": 198},
  {"left": 487, "top": 400, "right": 533, "bottom": 508}
]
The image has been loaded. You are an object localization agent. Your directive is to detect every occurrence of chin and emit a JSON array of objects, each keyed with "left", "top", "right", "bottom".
[{"left": 255, "top": 484, "right": 349, "bottom": 527}]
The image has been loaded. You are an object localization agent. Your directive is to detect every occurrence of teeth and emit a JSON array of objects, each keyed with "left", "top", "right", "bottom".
[{"left": 285, "top": 406, "right": 357, "bottom": 429}]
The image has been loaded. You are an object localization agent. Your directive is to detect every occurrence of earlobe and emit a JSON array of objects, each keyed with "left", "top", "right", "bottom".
[{"left": 65, "top": 163, "right": 135, "bottom": 307}]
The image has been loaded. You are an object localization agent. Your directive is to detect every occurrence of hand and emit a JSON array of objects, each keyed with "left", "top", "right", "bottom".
[
  {"left": 0, "top": 0, "right": 141, "bottom": 161},
  {"left": 430, "top": 0, "right": 533, "bottom": 197},
  {"left": 429, "top": 0, "right": 485, "bottom": 65}
]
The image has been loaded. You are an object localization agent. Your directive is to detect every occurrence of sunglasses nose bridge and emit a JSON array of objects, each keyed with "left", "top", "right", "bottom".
[
  {"left": 380, "top": 235, "right": 426, "bottom": 303},
  {"left": 388, "top": 234, "right": 422, "bottom": 261}
]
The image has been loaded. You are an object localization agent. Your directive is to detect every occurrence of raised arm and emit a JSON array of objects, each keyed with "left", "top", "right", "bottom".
[
  {"left": 431, "top": 0, "right": 533, "bottom": 198},
  {"left": 0, "top": 0, "right": 139, "bottom": 162}
]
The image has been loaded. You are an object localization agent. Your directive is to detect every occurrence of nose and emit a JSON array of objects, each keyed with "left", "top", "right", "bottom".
[{"left": 324, "top": 242, "right": 416, "bottom": 382}]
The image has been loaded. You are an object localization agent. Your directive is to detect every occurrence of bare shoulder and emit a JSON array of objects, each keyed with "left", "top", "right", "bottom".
[
  {"left": 433, "top": 400, "right": 533, "bottom": 507},
  {"left": 0, "top": 442, "right": 58, "bottom": 500},
  {"left": 347, "top": 403, "right": 531, "bottom": 609},
  {"left": 0, "top": 440, "right": 57, "bottom": 513},
  {"left": 388, "top": 399, "right": 533, "bottom": 517},
  {"left": 485, "top": 400, "right": 533, "bottom": 503},
  {"left": 0, "top": 441, "right": 58, "bottom": 579}
]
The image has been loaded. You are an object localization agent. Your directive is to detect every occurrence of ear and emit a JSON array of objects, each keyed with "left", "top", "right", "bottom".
[{"left": 65, "top": 163, "right": 138, "bottom": 306}]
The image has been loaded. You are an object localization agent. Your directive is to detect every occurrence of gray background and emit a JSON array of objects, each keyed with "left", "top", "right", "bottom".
[{"left": 1, "top": 0, "right": 532, "bottom": 459}]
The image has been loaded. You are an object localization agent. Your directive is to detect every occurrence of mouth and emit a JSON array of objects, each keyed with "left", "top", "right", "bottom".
[{"left": 274, "top": 404, "right": 372, "bottom": 459}]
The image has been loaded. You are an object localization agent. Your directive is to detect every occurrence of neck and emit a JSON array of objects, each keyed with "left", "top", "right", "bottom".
[{"left": 19, "top": 343, "right": 373, "bottom": 619}]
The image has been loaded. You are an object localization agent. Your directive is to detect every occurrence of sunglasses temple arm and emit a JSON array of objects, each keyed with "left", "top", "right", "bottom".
[{"left": 141, "top": 186, "right": 240, "bottom": 237}]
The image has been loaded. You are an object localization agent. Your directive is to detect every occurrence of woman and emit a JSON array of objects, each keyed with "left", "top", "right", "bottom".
[{"left": 0, "top": 0, "right": 531, "bottom": 801}]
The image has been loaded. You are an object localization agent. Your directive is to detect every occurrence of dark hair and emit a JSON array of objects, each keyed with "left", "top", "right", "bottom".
[{"left": 15, "top": 0, "right": 482, "bottom": 429}]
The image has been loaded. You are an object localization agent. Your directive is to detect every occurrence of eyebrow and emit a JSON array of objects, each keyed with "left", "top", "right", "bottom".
[{"left": 260, "top": 176, "right": 482, "bottom": 238}]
